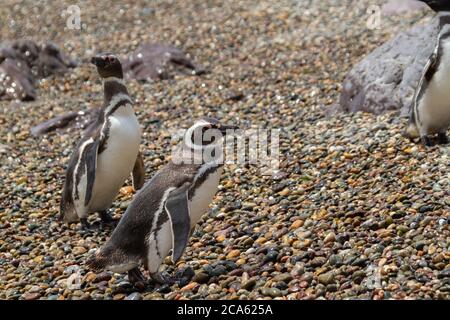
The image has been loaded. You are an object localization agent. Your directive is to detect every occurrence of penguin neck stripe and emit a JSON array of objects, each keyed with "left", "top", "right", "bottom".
[
  {"left": 104, "top": 93, "right": 132, "bottom": 115},
  {"left": 189, "top": 162, "right": 220, "bottom": 200},
  {"left": 103, "top": 77, "right": 125, "bottom": 85}
]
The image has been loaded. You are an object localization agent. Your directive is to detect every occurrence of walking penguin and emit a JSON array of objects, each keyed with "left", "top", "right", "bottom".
[{"left": 86, "top": 118, "right": 238, "bottom": 284}]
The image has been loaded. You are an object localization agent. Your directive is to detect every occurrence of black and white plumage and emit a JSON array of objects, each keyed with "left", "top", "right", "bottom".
[
  {"left": 60, "top": 53, "right": 144, "bottom": 228},
  {"left": 407, "top": 7, "right": 450, "bottom": 146},
  {"left": 86, "top": 118, "right": 238, "bottom": 284}
]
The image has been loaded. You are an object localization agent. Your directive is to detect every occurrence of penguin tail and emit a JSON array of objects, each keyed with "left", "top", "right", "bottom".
[
  {"left": 86, "top": 245, "right": 139, "bottom": 273},
  {"left": 59, "top": 199, "right": 79, "bottom": 223},
  {"left": 86, "top": 250, "right": 108, "bottom": 272},
  {"left": 405, "top": 122, "right": 419, "bottom": 139},
  {"left": 59, "top": 183, "right": 79, "bottom": 223},
  {"left": 404, "top": 105, "right": 419, "bottom": 140}
]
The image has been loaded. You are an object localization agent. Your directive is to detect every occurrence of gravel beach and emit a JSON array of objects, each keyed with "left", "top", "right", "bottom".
[{"left": 0, "top": 0, "right": 448, "bottom": 300}]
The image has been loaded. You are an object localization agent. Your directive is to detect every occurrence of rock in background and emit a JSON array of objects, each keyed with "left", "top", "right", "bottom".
[
  {"left": 30, "top": 43, "right": 205, "bottom": 136},
  {"left": 0, "top": 40, "right": 76, "bottom": 101},
  {"left": 382, "top": 0, "right": 427, "bottom": 16},
  {"left": 339, "top": 13, "right": 444, "bottom": 116},
  {"left": 123, "top": 43, "right": 205, "bottom": 81}
]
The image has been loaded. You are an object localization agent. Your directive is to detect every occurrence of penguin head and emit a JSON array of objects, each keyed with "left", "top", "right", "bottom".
[
  {"left": 418, "top": 0, "right": 450, "bottom": 12},
  {"left": 91, "top": 53, "right": 123, "bottom": 79},
  {"left": 184, "top": 117, "right": 239, "bottom": 150}
]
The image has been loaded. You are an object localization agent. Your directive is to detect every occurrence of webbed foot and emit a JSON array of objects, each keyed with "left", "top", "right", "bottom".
[
  {"left": 99, "top": 211, "right": 117, "bottom": 226},
  {"left": 421, "top": 136, "right": 433, "bottom": 147},
  {"left": 128, "top": 267, "right": 147, "bottom": 286}
]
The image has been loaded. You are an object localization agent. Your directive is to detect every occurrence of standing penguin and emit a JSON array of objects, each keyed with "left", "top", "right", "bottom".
[
  {"left": 60, "top": 53, "right": 145, "bottom": 229},
  {"left": 406, "top": 2, "right": 450, "bottom": 146},
  {"left": 86, "top": 118, "right": 237, "bottom": 284}
]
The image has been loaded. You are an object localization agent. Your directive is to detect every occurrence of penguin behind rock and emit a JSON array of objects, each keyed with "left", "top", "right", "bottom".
[
  {"left": 406, "top": 6, "right": 450, "bottom": 146},
  {"left": 86, "top": 118, "right": 238, "bottom": 284},
  {"left": 60, "top": 53, "right": 145, "bottom": 229}
]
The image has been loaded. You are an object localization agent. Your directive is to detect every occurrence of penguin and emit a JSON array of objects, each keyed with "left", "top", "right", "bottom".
[
  {"left": 86, "top": 118, "right": 238, "bottom": 284},
  {"left": 406, "top": 3, "right": 450, "bottom": 146},
  {"left": 60, "top": 53, "right": 145, "bottom": 229}
]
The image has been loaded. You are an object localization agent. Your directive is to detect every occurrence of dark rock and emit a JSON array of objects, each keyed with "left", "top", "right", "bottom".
[
  {"left": 352, "top": 257, "right": 369, "bottom": 267},
  {"left": 329, "top": 254, "right": 343, "bottom": 266},
  {"left": 123, "top": 43, "right": 204, "bottom": 81},
  {"left": 438, "top": 268, "right": 450, "bottom": 279},
  {"left": 318, "top": 271, "right": 335, "bottom": 285},
  {"left": 391, "top": 211, "right": 406, "bottom": 219},
  {"left": 228, "top": 269, "right": 244, "bottom": 277},
  {"left": 241, "top": 278, "right": 256, "bottom": 291},
  {"left": 414, "top": 241, "right": 426, "bottom": 251},
  {"left": 308, "top": 256, "right": 326, "bottom": 268},
  {"left": 156, "top": 284, "right": 171, "bottom": 293},
  {"left": 221, "top": 260, "right": 237, "bottom": 271},
  {"left": 339, "top": 14, "right": 443, "bottom": 115},
  {"left": 263, "top": 250, "right": 279, "bottom": 263},
  {"left": 210, "top": 265, "right": 227, "bottom": 277},
  {"left": 192, "top": 272, "right": 210, "bottom": 284},
  {"left": 11, "top": 259, "right": 20, "bottom": 268},
  {"left": 93, "top": 272, "right": 112, "bottom": 283},
  {"left": 174, "top": 266, "right": 195, "bottom": 281},
  {"left": 336, "top": 233, "right": 350, "bottom": 243},
  {"left": 418, "top": 205, "right": 433, "bottom": 213},
  {"left": 273, "top": 273, "right": 293, "bottom": 283},
  {"left": 0, "top": 40, "right": 75, "bottom": 101}
]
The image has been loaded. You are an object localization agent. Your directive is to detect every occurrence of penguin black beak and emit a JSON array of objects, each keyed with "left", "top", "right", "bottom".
[{"left": 91, "top": 56, "right": 106, "bottom": 68}]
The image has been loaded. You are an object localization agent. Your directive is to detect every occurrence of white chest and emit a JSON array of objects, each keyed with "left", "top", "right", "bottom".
[
  {"left": 420, "top": 40, "right": 450, "bottom": 131},
  {"left": 188, "top": 167, "right": 223, "bottom": 228},
  {"left": 90, "top": 105, "right": 141, "bottom": 211}
]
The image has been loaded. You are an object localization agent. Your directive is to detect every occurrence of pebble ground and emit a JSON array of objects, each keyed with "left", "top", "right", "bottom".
[{"left": 0, "top": 0, "right": 448, "bottom": 300}]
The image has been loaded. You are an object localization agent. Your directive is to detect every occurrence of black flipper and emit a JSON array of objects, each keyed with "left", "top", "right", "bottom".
[
  {"left": 132, "top": 150, "right": 145, "bottom": 190},
  {"left": 164, "top": 183, "right": 191, "bottom": 264},
  {"left": 84, "top": 139, "right": 100, "bottom": 206}
]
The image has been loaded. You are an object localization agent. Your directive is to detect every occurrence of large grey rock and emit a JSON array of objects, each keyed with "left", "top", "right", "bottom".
[
  {"left": 382, "top": 0, "right": 427, "bottom": 16},
  {"left": 339, "top": 15, "right": 442, "bottom": 116}
]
